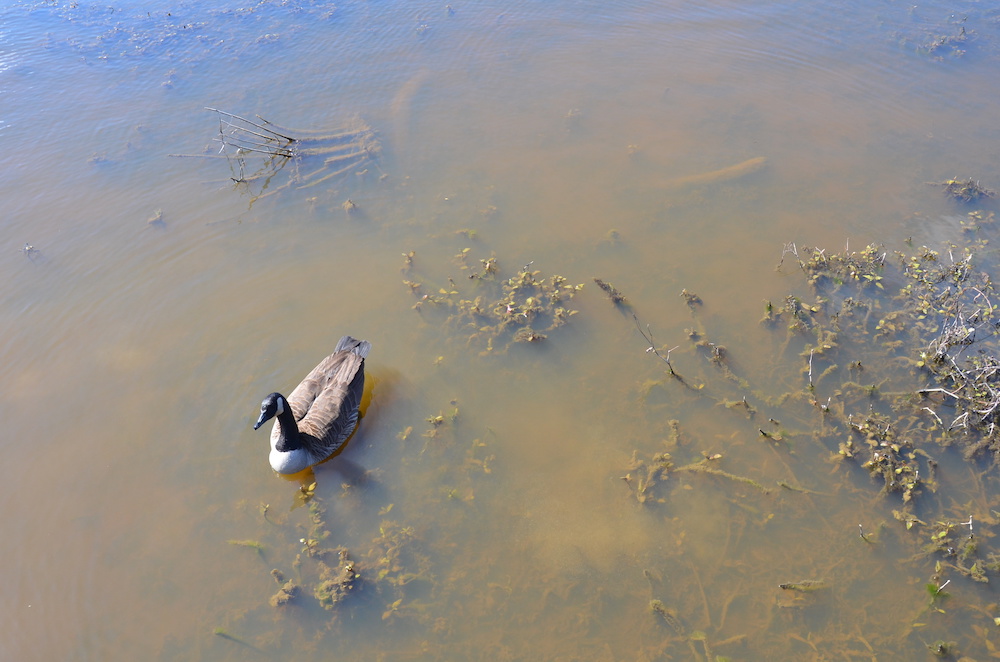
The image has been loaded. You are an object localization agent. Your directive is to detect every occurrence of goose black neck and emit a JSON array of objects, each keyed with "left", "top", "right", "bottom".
[{"left": 273, "top": 396, "right": 302, "bottom": 452}]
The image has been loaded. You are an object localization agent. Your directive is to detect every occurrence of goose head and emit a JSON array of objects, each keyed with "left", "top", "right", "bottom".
[{"left": 254, "top": 392, "right": 287, "bottom": 430}]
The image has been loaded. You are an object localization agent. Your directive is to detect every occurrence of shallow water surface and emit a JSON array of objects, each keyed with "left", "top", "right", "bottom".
[{"left": 3, "top": 0, "right": 1000, "bottom": 659}]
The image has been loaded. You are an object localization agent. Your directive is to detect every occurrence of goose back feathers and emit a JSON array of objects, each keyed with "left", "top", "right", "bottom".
[{"left": 255, "top": 335, "right": 371, "bottom": 474}]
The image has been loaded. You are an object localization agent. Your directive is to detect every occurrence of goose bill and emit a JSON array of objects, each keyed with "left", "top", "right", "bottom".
[{"left": 254, "top": 411, "right": 273, "bottom": 430}]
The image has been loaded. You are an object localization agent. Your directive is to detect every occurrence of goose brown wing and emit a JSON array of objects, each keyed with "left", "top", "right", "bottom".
[
  {"left": 285, "top": 337, "right": 361, "bottom": 416},
  {"left": 284, "top": 354, "right": 337, "bottom": 421},
  {"left": 297, "top": 350, "right": 366, "bottom": 449}
]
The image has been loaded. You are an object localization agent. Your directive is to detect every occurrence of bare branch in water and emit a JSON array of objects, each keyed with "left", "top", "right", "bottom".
[
  {"left": 205, "top": 107, "right": 296, "bottom": 142},
  {"left": 633, "top": 314, "right": 679, "bottom": 375}
]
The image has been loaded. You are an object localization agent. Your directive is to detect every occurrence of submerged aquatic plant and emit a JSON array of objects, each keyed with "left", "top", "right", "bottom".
[
  {"left": 593, "top": 278, "right": 628, "bottom": 304},
  {"left": 936, "top": 177, "right": 995, "bottom": 203},
  {"left": 313, "top": 549, "right": 358, "bottom": 610},
  {"left": 226, "top": 485, "right": 368, "bottom": 618},
  {"left": 269, "top": 578, "right": 300, "bottom": 607},
  {"left": 404, "top": 250, "right": 584, "bottom": 354},
  {"left": 227, "top": 539, "right": 264, "bottom": 558},
  {"left": 623, "top": 448, "right": 674, "bottom": 505},
  {"left": 623, "top": 216, "right": 1000, "bottom": 661}
]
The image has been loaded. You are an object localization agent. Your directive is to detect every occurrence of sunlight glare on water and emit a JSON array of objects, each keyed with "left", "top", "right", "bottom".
[{"left": 2, "top": 0, "right": 1000, "bottom": 659}]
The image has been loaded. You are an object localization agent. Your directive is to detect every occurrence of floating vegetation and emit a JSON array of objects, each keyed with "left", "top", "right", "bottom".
[
  {"left": 676, "top": 456, "right": 771, "bottom": 494},
  {"left": 650, "top": 598, "right": 719, "bottom": 659},
  {"left": 297, "top": 481, "right": 317, "bottom": 504},
  {"left": 912, "top": 518, "right": 995, "bottom": 584},
  {"left": 227, "top": 485, "right": 368, "bottom": 620},
  {"left": 268, "top": 581, "right": 298, "bottom": 607},
  {"left": 415, "top": 398, "right": 461, "bottom": 445},
  {"left": 593, "top": 278, "right": 628, "bottom": 304},
  {"left": 650, "top": 599, "right": 687, "bottom": 636},
  {"left": 313, "top": 548, "right": 358, "bottom": 610},
  {"left": 618, "top": 199, "right": 1000, "bottom": 657},
  {"left": 759, "top": 238, "right": 1000, "bottom": 508},
  {"left": 775, "top": 480, "right": 826, "bottom": 495},
  {"left": 623, "top": 446, "right": 674, "bottom": 505},
  {"left": 919, "top": 26, "right": 969, "bottom": 58},
  {"left": 920, "top": 24, "right": 971, "bottom": 59},
  {"left": 778, "top": 579, "right": 828, "bottom": 592},
  {"left": 404, "top": 250, "right": 584, "bottom": 354},
  {"left": 958, "top": 209, "right": 997, "bottom": 234},
  {"left": 363, "top": 519, "right": 434, "bottom": 624},
  {"left": 889, "top": 11, "right": 975, "bottom": 60},
  {"left": 221, "top": 167, "right": 1000, "bottom": 658},
  {"left": 927, "top": 639, "right": 957, "bottom": 657},
  {"left": 934, "top": 177, "right": 996, "bottom": 203},
  {"left": 623, "top": 418, "right": 773, "bottom": 503},
  {"left": 268, "top": 567, "right": 300, "bottom": 608},
  {"left": 680, "top": 289, "right": 703, "bottom": 308}
]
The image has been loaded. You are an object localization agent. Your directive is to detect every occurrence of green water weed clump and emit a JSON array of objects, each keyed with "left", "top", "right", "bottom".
[
  {"left": 313, "top": 549, "right": 358, "bottom": 610},
  {"left": 403, "top": 250, "right": 583, "bottom": 354},
  {"left": 936, "top": 177, "right": 995, "bottom": 203},
  {"left": 633, "top": 224, "right": 1000, "bottom": 619}
]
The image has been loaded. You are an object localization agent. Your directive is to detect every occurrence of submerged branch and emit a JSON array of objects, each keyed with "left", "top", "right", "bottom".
[{"left": 206, "top": 107, "right": 296, "bottom": 142}]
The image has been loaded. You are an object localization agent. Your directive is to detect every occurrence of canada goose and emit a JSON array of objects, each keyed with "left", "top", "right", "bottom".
[{"left": 254, "top": 335, "right": 371, "bottom": 474}]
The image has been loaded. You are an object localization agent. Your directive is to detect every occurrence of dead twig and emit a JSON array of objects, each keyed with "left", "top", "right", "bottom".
[{"left": 634, "top": 314, "right": 679, "bottom": 375}]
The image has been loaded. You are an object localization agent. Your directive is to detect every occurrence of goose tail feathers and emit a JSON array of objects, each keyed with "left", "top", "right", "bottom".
[{"left": 334, "top": 335, "right": 372, "bottom": 359}]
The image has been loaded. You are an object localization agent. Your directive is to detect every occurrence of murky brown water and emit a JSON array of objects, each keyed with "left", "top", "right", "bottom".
[{"left": 4, "top": 0, "right": 1000, "bottom": 659}]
